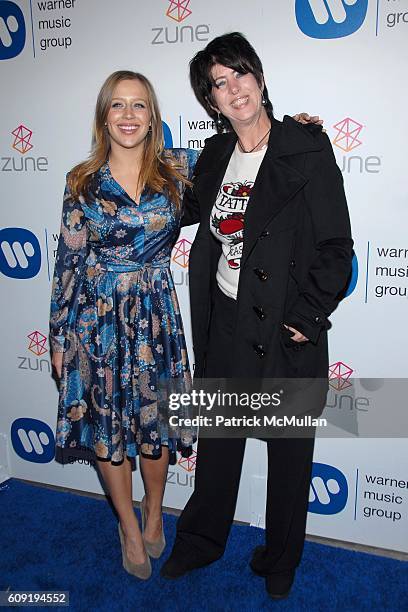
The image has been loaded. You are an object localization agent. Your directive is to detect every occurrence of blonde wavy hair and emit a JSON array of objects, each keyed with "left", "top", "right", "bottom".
[{"left": 68, "top": 70, "right": 188, "bottom": 206}]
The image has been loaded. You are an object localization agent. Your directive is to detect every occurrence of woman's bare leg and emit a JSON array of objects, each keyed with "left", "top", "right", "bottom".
[
  {"left": 140, "top": 447, "right": 169, "bottom": 542},
  {"left": 97, "top": 458, "right": 147, "bottom": 564}
]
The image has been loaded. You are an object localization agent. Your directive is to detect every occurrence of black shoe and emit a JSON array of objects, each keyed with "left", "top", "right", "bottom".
[
  {"left": 265, "top": 570, "right": 295, "bottom": 600},
  {"left": 250, "top": 546, "right": 295, "bottom": 600},
  {"left": 160, "top": 554, "right": 195, "bottom": 579},
  {"left": 161, "top": 551, "right": 214, "bottom": 580},
  {"left": 249, "top": 545, "right": 269, "bottom": 577}
]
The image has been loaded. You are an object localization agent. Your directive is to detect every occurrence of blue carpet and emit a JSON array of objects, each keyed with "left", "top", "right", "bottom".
[{"left": 0, "top": 480, "right": 406, "bottom": 611}]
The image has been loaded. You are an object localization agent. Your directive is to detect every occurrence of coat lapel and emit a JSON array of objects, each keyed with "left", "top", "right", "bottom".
[{"left": 241, "top": 117, "right": 323, "bottom": 267}]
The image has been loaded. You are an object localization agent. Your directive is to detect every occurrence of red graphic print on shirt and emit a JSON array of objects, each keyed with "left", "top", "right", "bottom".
[{"left": 211, "top": 181, "right": 253, "bottom": 269}]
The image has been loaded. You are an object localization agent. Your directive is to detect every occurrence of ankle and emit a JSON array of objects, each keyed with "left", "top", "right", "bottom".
[{"left": 144, "top": 497, "right": 162, "bottom": 516}]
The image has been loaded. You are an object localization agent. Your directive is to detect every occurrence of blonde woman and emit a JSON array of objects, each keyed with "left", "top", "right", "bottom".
[{"left": 50, "top": 71, "right": 198, "bottom": 579}]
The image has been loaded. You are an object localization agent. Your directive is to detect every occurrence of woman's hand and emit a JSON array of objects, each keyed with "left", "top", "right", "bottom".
[
  {"left": 283, "top": 325, "right": 309, "bottom": 343},
  {"left": 293, "top": 113, "right": 323, "bottom": 126},
  {"left": 52, "top": 352, "right": 63, "bottom": 379}
]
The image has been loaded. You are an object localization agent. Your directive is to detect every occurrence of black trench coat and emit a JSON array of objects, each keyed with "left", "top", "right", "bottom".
[{"left": 182, "top": 116, "right": 353, "bottom": 414}]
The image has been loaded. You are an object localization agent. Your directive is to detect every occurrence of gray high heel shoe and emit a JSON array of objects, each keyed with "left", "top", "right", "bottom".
[
  {"left": 141, "top": 496, "right": 166, "bottom": 559},
  {"left": 118, "top": 523, "right": 152, "bottom": 579}
]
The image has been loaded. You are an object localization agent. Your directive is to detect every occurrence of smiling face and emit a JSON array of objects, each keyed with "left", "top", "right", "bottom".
[
  {"left": 210, "top": 63, "right": 264, "bottom": 129},
  {"left": 106, "top": 79, "right": 151, "bottom": 153}
]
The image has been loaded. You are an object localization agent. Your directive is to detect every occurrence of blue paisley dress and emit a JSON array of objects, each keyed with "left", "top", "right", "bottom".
[{"left": 50, "top": 149, "right": 198, "bottom": 466}]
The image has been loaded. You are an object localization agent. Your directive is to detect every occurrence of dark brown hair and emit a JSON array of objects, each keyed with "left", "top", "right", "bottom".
[{"left": 189, "top": 32, "right": 274, "bottom": 133}]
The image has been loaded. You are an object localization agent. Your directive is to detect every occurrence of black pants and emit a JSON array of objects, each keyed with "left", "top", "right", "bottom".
[{"left": 173, "top": 287, "right": 315, "bottom": 574}]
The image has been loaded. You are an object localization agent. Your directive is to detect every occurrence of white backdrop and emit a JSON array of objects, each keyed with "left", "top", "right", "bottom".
[{"left": 0, "top": 0, "right": 407, "bottom": 554}]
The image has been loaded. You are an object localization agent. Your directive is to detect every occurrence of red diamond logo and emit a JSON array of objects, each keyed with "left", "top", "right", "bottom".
[
  {"left": 328, "top": 361, "right": 354, "bottom": 391},
  {"left": 332, "top": 118, "right": 363, "bottom": 153},
  {"left": 166, "top": 0, "right": 192, "bottom": 22},
  {"left": 12, "top": 125, "right": 33, "bottom": 155},
  {"left": 172, "top": 237, "right": 192, "bottom": 268},
  {"left": 27, "top": 331, "right": 48, "bottom": 356},
  {"left": 178, "top": 450, "right": 197, "bottom": 472}
]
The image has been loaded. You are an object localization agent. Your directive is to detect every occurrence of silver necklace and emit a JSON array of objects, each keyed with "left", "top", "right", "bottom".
[{"left": 237, "top": 127, "right": 271, "bottom": 154}]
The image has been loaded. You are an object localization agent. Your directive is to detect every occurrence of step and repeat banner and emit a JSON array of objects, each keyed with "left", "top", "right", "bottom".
[{"left": 0, "top": 0, "right": 407, "bottom": 553}]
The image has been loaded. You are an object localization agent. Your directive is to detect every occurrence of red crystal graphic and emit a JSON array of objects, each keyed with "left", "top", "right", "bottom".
[
  {"left": 12, "top": 124, "right": 33, "bottom": 154},
  {"left": 27, "top": 331, "right": 48, "bottom": 356},
  {"left": 332, "top": 118, "right": 363, "bottom": 152},
  {"left": 166, "top": 0, "right": 192, "bottom": 22},
  {"left": 172, "top": 237, "right": 192, "bottom": 268},
  {"left": 328, "top": 361, "right": 354, "bottom": 391},
  {"left": 178, "top": 450, "right": 197, "bottom": 472}
]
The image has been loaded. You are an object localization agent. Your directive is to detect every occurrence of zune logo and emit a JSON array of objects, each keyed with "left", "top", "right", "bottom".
[
  {"left": 0, "top": 227, "right": 41, "bottom": 279},
  {"left": 328, "top": 361, "right": 354, "bottom": 391},
  {"left": 11, "top": 418, "right": 55, "bottom": 463},
  {"left": 0, "top": 1, "right": 26, "bottom": 60},
  {"left": 296, "top": 0, "right": 368, "bottom": 39},
  {"left": 178, "top": 449, "right": 197, "bottom": 471},
  {"left": 309, "top": 462, "right": 348, "bottom": 514},
  {"left": 162, "top": 121, "right": 173, "bottom": 148},
  {"left": 172, "top": 237, "right": 192, "bottom": 268},
  {"left": 27, "top": 330, "right": 48, "bottom": 356},
  {"left": 166, "top": 0, "right": 192, "bottom": 23},
  {"left": 12, "top": 124, "right": 33, "bottom": 154},
  {"left": 333, "top": 117, "right": 363, "bottom": 152}
]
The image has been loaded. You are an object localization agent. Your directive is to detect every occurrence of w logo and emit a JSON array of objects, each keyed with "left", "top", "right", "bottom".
[
  {"left": 295, "top": 0, "right": 368, "bottom": 39},
  {"left": 0, "top": 1, "right": 26, "bottom": 60},
  {"left": 0, "top": 227, "right": 41, "bottom": 279},
  {"left": 11, "top": 418, "right": 55, "bottom": 463},
  {"left": 309, "top": 463, "right": 348, "bottom": 514}
]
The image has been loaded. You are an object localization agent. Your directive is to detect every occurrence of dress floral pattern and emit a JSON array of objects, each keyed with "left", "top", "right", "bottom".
[{"left": 50, "top": 149, "right": 199, "bottom": 465}]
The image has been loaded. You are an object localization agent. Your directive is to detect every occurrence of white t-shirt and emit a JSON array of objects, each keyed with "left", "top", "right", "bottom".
[{"left": 210, "top": 143, "right": 266, "bottom": 299}]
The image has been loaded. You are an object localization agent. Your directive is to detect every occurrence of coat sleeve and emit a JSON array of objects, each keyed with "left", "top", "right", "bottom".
[
  {"left": 285, "top": 133, "right": 353, "bottom": 343},
  {"left": 49, "top": 178, "right": 88, "bottom": 353}
]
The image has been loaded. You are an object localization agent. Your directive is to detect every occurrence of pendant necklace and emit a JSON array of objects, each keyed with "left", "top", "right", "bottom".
[{"left": 237, "top": 127, "right": 271, "bottom": 154}]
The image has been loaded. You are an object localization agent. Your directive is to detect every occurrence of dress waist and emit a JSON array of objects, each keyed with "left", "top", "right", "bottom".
[{"left": 87, "top": 250, "right": 170, "bottom": 273}]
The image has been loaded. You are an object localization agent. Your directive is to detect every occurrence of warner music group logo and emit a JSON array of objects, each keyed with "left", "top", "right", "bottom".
[
  {"left": 0, "top": 1, "right": 26, "bottom": 60},
  {"left": 0, "top": 227, "right": 41, "bottom": 279},
  {"left": 151, "top": 0, "right": 210, "bottom": 45},
  {"left": 11, "top": 417, "right": 55, "bottom": 463},
  {"left": 309, "top": 462, "right": 348, "bottom": 514},
  {"left": 296, "top": 0, "right": 368, "bottom": 39}
]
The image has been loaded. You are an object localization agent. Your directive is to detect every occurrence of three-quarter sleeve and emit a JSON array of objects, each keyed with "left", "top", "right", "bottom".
[{"left": 49, "top": 179, "right": 88, "bottom": 353}]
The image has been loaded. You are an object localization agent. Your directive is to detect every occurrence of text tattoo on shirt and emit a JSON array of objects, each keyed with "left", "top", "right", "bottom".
[{"left": 211, "top": 181, "right": 253, "bottom": 269}]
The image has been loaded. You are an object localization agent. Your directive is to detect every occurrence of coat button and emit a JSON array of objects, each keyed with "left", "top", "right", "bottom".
[
  {"left": 253, "top": 344, "right": 266, "bottom": 358},
  {"left": 253, "top": 306, "right": 266, "bottom": 320},
  {"left": 253, "top": 268, "right": 268, "bottom": 281},
  {"left": 290, "top": 259, "right": 296, "bottom": 268},
  {"left": 259, "top": 230, "right": 270, "bottom": 239},
  {"left": 314, "top": 315, "right": 321, "bottom": 323}
]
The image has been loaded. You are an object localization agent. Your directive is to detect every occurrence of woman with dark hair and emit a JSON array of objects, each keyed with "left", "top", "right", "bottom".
[
  {"left": 161, "top": 33, "right": 353, "bottom": 599},
  {"left": 50, "top": 71, "right": 198, "bottom": 579}
]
